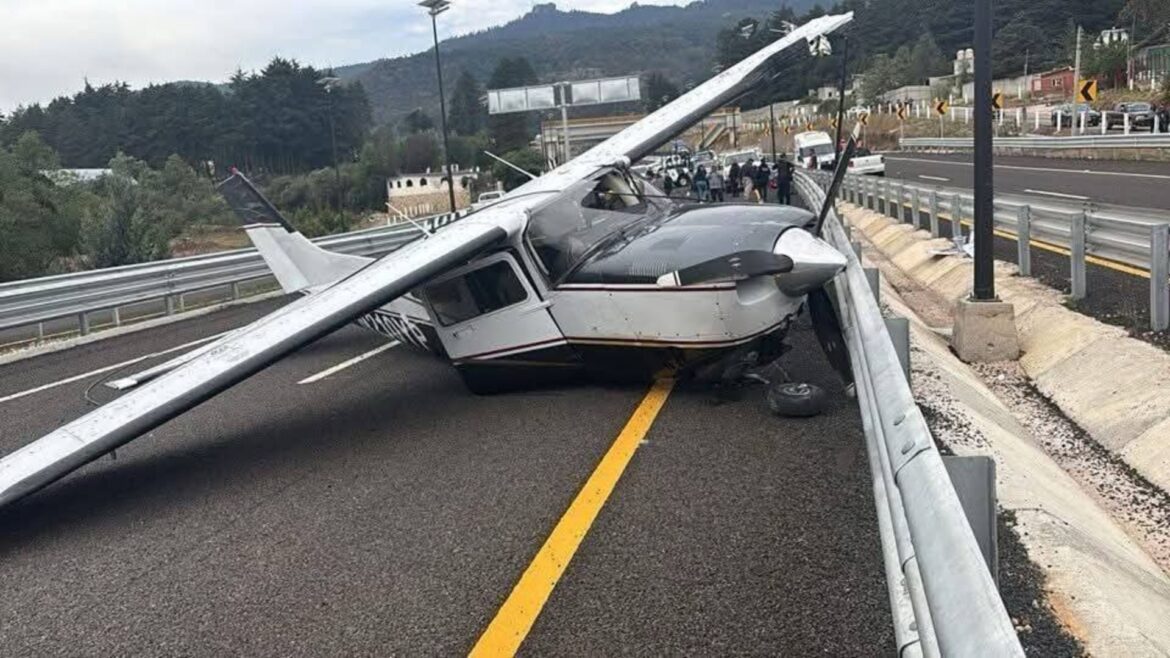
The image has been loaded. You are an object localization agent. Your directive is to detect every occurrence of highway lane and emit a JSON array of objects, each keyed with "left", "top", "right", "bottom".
[
  {"left": 884, "top": 153, "right": 1170, "bottom": 210},
  {"left": 0, "top": 299, "right": 890, "bottom": 654}
]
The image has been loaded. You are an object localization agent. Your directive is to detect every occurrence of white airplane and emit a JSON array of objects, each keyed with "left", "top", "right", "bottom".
[{"left": 0, "top": 12, "right": 855, "bottom": 510}]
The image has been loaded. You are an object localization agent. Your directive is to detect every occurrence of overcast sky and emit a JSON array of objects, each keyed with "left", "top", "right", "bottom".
[{"left": 0, "top": 0, "right": 694, "bottom": 113}]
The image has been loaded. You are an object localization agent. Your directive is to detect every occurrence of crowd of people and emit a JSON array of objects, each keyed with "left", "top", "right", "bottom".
[{"left": 658, "top": 154, "right": 796, "bottom": 205}]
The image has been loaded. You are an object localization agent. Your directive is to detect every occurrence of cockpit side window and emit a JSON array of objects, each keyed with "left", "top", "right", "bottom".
[{"left": 424, "top": 260, "right": 528, "bottom": 326}]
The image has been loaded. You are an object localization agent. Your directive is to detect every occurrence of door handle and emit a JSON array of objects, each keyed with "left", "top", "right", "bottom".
[
  {"left": 522, "top": 301, "right": 553, "bottom": 315},
  {"left": 452, "top": 324, "right": 476, "bottom": 338}
]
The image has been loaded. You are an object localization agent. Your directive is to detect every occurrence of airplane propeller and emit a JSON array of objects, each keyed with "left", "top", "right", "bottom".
[{"left": 806, "top": 123, "right": 863, "bottom": 388}]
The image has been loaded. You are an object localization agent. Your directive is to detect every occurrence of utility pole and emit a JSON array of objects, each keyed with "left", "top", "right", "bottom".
[
  {"left": 973, "top": 0, "right": 994, "bottom": 301},
  {"left": 768, "top": 102, "right": 778, "bottom": 162},
  {"left": 1072, "top": 25, "right": 1083, "bottom": 106},
  {"left": 420, "top": 0, "right": 458, "bottom": 214},
  {"left": 317, "top": 76, "right": 344, "bottom": 217}
]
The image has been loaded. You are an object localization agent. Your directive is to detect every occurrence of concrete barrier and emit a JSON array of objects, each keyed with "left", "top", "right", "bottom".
[{"left": 840, "top": 202, "right": 1170, "bottom": 495}]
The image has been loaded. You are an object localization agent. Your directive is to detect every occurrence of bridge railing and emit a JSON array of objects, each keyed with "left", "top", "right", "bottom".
[
  {"left": 0, "top": 210, "right": 467, "bottom": 342},
  {"left": 795, "top": 170, "right": 1024, "bottom": 657},
  {"left": 828, "top": 170, "right": 1170, "bottom": 330}
]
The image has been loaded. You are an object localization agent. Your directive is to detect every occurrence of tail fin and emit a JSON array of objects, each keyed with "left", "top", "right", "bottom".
[{"left": 218, "top": 171, "right": 370, "bottom": 293}]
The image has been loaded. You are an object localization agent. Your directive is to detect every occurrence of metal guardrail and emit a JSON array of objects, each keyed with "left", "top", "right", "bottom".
[
  {"left": 830, "top": 170, "right": 1170, "bottom": 330},
  {"left": 794, "top": 171, "right": 1023, "bottom": 657},
  {"left": 0, "top": 210, "right": 468, "bottom": 338},
  {"left": 902, "top": 133, "right": 1170, "bottom": 151}
]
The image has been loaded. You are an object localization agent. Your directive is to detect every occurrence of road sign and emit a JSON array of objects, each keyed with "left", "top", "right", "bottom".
[
  {"left": 858, "top": 112, "right": 869, "bottom": 126},
  {"left": 934, "top": 99, "right": 950, "bottom": 116},
  {"left": 991, "top": 92, "right": 1004, "bottom": 110},
  {"left": 896, "top": 104, "right": 908, "bottom": 121},
  {"left": 830, "top": 117, "right": 838, "bottom": 129},
  {"left": 805, "top": 121, "right": 815, "bottom": 131},
  {"left": 783, "top": 125, "right": 792, "bottom": 135},
  {"left": 1078, "top": 79, "right": 1098, "bottom": 103}
]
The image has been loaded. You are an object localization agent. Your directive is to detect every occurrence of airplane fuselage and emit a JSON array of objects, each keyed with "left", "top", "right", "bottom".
[{"left": 352, "top": 201, "right": 834, "bottom": 392}]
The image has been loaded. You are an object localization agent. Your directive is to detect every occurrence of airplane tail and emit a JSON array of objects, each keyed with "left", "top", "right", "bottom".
[{"left": 217, "top": 172, "right": 370, "bottom": 293}]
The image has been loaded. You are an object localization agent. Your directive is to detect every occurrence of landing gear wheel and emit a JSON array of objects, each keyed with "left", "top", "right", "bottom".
[{"left": 766, "top": 382, "right": 827, "bottom": 417}]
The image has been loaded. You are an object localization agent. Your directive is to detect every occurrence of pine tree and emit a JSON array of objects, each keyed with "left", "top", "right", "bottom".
[{"left": 448, "top": 71, "right": 486, "bottom": 136}]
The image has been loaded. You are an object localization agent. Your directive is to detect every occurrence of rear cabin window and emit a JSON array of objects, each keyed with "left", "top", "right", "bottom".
[{"left": 426, "top": 261, "right": 528, "bottom": 326}]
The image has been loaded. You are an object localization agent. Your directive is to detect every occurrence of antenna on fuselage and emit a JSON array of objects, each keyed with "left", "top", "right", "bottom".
[{"left": 483, "top": 150, "right": 538, "bottom": 181}]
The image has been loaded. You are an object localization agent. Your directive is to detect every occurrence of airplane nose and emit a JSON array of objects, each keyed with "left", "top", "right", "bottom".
[{"left": 772, "top": 228, "right": 847, "bottom": 296}]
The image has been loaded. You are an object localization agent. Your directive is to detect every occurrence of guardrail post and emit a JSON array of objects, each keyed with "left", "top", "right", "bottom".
[
  {"left": 864, "top": 267, "right": 880, "bottom": 305},
  {"left": 885, "top": 315, "right": 911, "bottom": 384},
  {"left": 37, "top": 323, "right": 45, "bottom": 341},
  {"left": 1152, "top": 224, "right": 1170, "bottom": 331},
  {"left": 165, "top": 295, "right": 176, "bottom": 316},
  {"left": 929, "top": 190, "right": 940, "bottom": 238},
  {"left": 1016, "top": 205, "right": 1032, "bottom": 277},
  {"left": 230, "top": 282, "right": 241, "bottom": 300},
  {"left": 952, "top": 193, "right": 963, "bottom": 241},
  {"left": 912, "top": 187, "right": 922, "bottom": 230},
  {"left": 78, "top": 312, "right": 90, "bottom": 336},
  {"left": 111, "top": 307, "right": 121, "bottom": 327},
  {"left": 896, "top": 183, "right": 905, "bottom": 222},
  {"left": 1070, "top": 208, "right": 1087, "bottom": 300}
]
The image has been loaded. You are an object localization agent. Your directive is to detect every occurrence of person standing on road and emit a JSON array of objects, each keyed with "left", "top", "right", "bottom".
[
  {"left": 728, "top": 161, "right": 741, "bottom": 197},
  {"left": 774, "top": 154, "right": 794, "bottom": 205},
  {"left": 741, "top": 161, "right": 755, "bottom": 202},
  {"left": 695, "top": 166, "right": 710, "bottom": 202},
  {"left": 754, "top": 159, "right": 771, "bottom": 203},
  {"left": 663, "top": 172, "right": 675, "bottom": 197},
  {"left": 709, "top": 167, "right": 725, "bottom": 202}
]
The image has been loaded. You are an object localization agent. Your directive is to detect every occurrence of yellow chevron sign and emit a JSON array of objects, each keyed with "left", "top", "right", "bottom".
[
  {"left": 934, "top": 99, "right": 950, "bottom": 116},
  {"left": 1078, "top": 79, "right": 1098, "bottom": 102},
  {"left": 992, "top": 92, "right": 1004, "bottom": 110}
]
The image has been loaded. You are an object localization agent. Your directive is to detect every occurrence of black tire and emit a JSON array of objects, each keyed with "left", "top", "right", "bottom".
[{"left": 766, "top": 382, "right": 828, "bottom": 417}]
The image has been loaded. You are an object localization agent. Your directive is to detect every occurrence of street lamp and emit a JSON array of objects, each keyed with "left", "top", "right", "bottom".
[
  {"left": 419, "top": 0, "right": 458, "bottom": 214},
  {"left": 317, "top": 76, "right": 344, "bottom": 216}
]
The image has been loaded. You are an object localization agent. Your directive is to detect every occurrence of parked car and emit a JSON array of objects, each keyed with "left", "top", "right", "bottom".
[
  {"left": 848, "top": 147, "right": 885, "bottom": 176},
  {"left": 1105, "top": 102, "right": 1158, "bottom": 131},
  {"left": 1051, "top": 103, "right": 1101, "bottom": 127}
]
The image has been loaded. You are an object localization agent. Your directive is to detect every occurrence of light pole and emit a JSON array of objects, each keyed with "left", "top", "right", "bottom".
[
  {"left": 317, "top": 76, "right": 344, "bottom": 217},
  {"left": 419, "top": 0, "right": 458, "bottom": 214}
]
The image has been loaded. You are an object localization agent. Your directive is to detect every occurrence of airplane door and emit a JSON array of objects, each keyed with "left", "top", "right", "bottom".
[{"left": 422, "top": 253, "right": 568, "bottom": 363}]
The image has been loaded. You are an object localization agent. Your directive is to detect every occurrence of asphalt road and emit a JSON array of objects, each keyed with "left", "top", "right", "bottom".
[
  {"left": 0, "top": 298, "right": 892, "bottom": 655},
  {"left": 884, "top": 153, "right": 1170, "bottom": 210}
]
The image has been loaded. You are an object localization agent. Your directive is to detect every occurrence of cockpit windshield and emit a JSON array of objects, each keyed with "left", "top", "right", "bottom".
[{"left": 525, "top": 169, "right": 654, "bottom": 282}]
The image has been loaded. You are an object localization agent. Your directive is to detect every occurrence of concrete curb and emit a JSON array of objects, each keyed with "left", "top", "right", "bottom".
[
  {"left": 840, "top": 202, "right": 1170, "bottom": 495},
  {"left": 881, "top": 273, "right": 1170, "bottom": 655}
]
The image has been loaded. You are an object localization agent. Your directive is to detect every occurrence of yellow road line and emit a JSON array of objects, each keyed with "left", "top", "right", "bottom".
[{"left": 469, "top": 379, "right": 675, "bottom": 657}]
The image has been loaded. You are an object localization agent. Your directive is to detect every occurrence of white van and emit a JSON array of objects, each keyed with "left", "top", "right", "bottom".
[{"left": 792, "top": 131, "right": 836, "bottom": 170}]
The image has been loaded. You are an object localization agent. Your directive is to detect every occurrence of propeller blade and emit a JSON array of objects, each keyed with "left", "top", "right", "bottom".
[
  {"left": 656, "top": 250, "right": 794, "bottom": 287},
  {"left": 811, "top": 122, "right": 862, "bottom": 237},
  {"left": 807, "top": 286, "right": 853, "bottom": 386}
]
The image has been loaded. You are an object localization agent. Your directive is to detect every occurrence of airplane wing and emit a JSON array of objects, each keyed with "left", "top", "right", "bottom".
[
  {"left": 0, "top": 219, "right": 505, "bottom": 507},
  {"left": 0, "top": 12, "right": 853, "bottom": 509}
]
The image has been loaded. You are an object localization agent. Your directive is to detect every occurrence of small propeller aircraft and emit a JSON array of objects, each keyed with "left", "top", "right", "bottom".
[{"left": 0, "top": 11, "right": 855, "bottom": 510}]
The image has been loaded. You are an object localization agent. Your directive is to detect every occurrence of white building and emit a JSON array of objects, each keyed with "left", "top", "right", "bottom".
[{"left": 386, "top": 169, "right": 479, "bottom": 218}]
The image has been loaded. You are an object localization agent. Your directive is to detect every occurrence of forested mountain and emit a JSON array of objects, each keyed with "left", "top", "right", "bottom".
[
  {"left": 0, "top": 59, "right": 371, "bottom": 172},
  {"left": 337, "top": 0, "right": 815, "bottom": 125}
]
